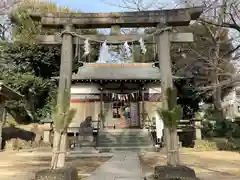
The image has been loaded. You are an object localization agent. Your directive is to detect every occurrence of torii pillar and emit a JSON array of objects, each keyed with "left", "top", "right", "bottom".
[
  {"left": 52, "top": 24, "right": 74, "bottom": 168},
  {"left": 157, "top": 27, "right": 177, "bottom": 166}
]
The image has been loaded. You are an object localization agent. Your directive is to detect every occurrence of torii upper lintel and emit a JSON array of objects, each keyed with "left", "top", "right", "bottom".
[{"left": 11, "top": 7, "right": 203, "bottom": 29}]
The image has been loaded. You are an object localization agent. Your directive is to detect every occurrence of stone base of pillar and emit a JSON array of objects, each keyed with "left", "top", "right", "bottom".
[
  {"left": 35, "top": 166, "right": 78, "bottom": 180},
  {"left": 151, "top": 165, "right": 200, "bottom": 180}
]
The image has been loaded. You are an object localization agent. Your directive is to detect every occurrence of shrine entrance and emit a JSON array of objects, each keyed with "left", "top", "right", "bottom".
[
  {"left": 104, "top": 93, "right": 141, "bottom": 129},
  {"left": 100, "top": 80, "right": 141, "bottom": 129},
  {"left": 17, "top": 7, "right": 203, "bottom": 165}
]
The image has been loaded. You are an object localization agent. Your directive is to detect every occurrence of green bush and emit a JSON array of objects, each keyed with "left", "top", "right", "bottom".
[
  {"left": 202, "top": 119, "right": 236, "bottom": 138},
  {"left": 231, "top": 124, "right": 240, "bottom": 138},
  {"left": 194, "top": 139, "right": 218, "bottom": 151},
  {"left": 215, "top": 119, "right": 232, "bottom": 137},
  {"left": 202, "top": 120, "right": 215, "bottom": 138},
  {"left": 214, "top": 138, "right": 240, "bottom": 151},
  {"left": 6, "top": 119, "right": 18, "bottom": 126}
]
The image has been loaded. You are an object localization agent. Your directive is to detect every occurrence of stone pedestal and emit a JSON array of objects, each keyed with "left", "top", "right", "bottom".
[
  {"left": 194, "top": 120, "right": 202, "bottom": 140},
  {"left": 35, "top": 167, "right": 78, "bottom": 180},
  {"left": 42, "top": 123, "right": 52, "bottom": 143},
  {"left": 43, "top": 131, "right": 51, "bottom": 143},
  {"left": 154, "top": 165, "right": 200, "bottom": 180}
]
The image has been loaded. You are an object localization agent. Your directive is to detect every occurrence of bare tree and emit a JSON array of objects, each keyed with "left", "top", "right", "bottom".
[
  {"left": 0, "top": 0, "right": 22, "bottom": 40},
  {"left": 100, "top": 0, "right": 164, "bottom": 10},
  {"left": 176, "top": 0, "right": 240, "bottom": 117},
  {"left": 102, "top": 0, "right": 238, "bottom": 114},
  {"left": 181, "top": 0, "right": 240, "bottom": 67}
]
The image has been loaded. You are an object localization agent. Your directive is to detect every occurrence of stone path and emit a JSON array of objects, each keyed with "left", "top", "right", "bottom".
[{"left": 86, "top": 151, "right": 144, "bottom": 180}]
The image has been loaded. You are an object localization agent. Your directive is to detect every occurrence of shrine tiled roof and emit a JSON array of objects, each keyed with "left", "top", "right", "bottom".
[{"left": 70, "top": 63, "right": 183, "bottom": 80}]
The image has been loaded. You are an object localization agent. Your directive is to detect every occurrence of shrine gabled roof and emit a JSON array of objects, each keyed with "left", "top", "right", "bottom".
[{"left": 70, "top": 63, "right": 183, "bottom": 80}]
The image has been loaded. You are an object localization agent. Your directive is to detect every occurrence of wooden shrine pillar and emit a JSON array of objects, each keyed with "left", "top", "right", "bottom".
[
  {"left": 156, "top": 27, "right": 176, "bottom": 165},
  {"left": 141, "top": 87, "right": 146, "bottom": 128},
  {"left": 54, "top": 24, "right": 74, "bottom": 168},
  {"left": 99, "top": 87, "right": 104, "bottom": 128}
]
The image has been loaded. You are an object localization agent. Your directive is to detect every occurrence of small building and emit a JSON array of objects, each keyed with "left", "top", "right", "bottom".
[
  {"left": 67, "top": 62, "right": 183, "bottom": 131},
  {"left": 0, "top": 82, "right": 23, "bottom": 120},
  {"left": 48, "top": 63, "right": 198, "bottom": 148},
  {"left": 0, "top": 82, "right": 22, "bottom": 101},
  {"left": 0, "top": 82, "right": 23, "bottom": 150}
]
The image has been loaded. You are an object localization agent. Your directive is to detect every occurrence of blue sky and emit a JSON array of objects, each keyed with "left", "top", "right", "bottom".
[
  {"left": 50, "top": 0, "right": 130, "bottom": 12},
  {"left": 50, "top": 0, "right": 173, "bottom": 12}
]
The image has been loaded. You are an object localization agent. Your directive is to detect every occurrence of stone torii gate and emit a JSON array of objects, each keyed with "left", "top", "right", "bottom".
[{"left": 23, "top": 7, "right": 203, "bottom": 167}]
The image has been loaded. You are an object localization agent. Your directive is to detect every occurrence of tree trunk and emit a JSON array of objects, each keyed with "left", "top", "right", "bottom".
[
  {"left": 213, "top": 84, "right": 223, "bottom": 119},
  {"left": 211, "top": 0, "right": 227, "bottom": 120},
  {"left": 212, "top": 42, "right": 224, "bottom": 120}
]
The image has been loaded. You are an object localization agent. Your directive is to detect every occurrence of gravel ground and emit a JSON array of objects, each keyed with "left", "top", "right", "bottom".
[
  {"left": 139, "top": 149, "right": 240, "bottom": 180},
  {"left": 0, "top": 150, "right": 111, "bottom": 180}
]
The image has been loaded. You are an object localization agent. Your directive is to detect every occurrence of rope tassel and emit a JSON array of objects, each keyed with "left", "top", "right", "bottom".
[
  {"left": 124, "top": 41, "right": 132, "bottom": 57},
  {"left": 83, "top": 38, "right": 90, "bottom": 56},
  {"left": 139, "top": 37, "right": 147, "bottom": 54}
]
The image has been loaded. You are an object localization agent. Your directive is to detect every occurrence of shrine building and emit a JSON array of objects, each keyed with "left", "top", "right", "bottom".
[{"left": 67, "top": 62, "right": 182, "bottom": 130}]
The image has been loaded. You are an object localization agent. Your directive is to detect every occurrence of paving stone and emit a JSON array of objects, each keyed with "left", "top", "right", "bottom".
[{"left": 86, "top": 152, "right": 144, "bottom": 180}]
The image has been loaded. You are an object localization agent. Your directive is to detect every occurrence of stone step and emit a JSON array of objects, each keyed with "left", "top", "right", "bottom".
[
  {"left": 99, "top": 131, "right": 151, "bottom": 135},
  {"left": 98, "top": 140, "right": 152, "bottom": 144},
  {"left": 99, "top": 134, "right": 151, "bottom": 138},
  {"left": 69, "top": 147, "right": 99, "bottom": 154},
  {"left": 98, "top": 134, "right": 152, "bottom": 138},
  {"left": 98, "top": 144, "right": 152, "bottom": 147},
  {"left": 97, "top": 129, "right": 153, "bottom": 149},
  {"left": 99, "top": 138, "right": 150, "bottom": 142},
  {"left": 98, "top": 137, "right": 152, "bottom": 141},
  {"left": 99, "top": 129, "right": 149, "bottom": 134},
  {"left": 97, "top": 146, "right": 154, "bottom": 152},
  {"left": 99, "top": 142, "right": 153, "bottom": 146},
  {"left": 98, "top": 139, "right": 152, "bottom": 143}
]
